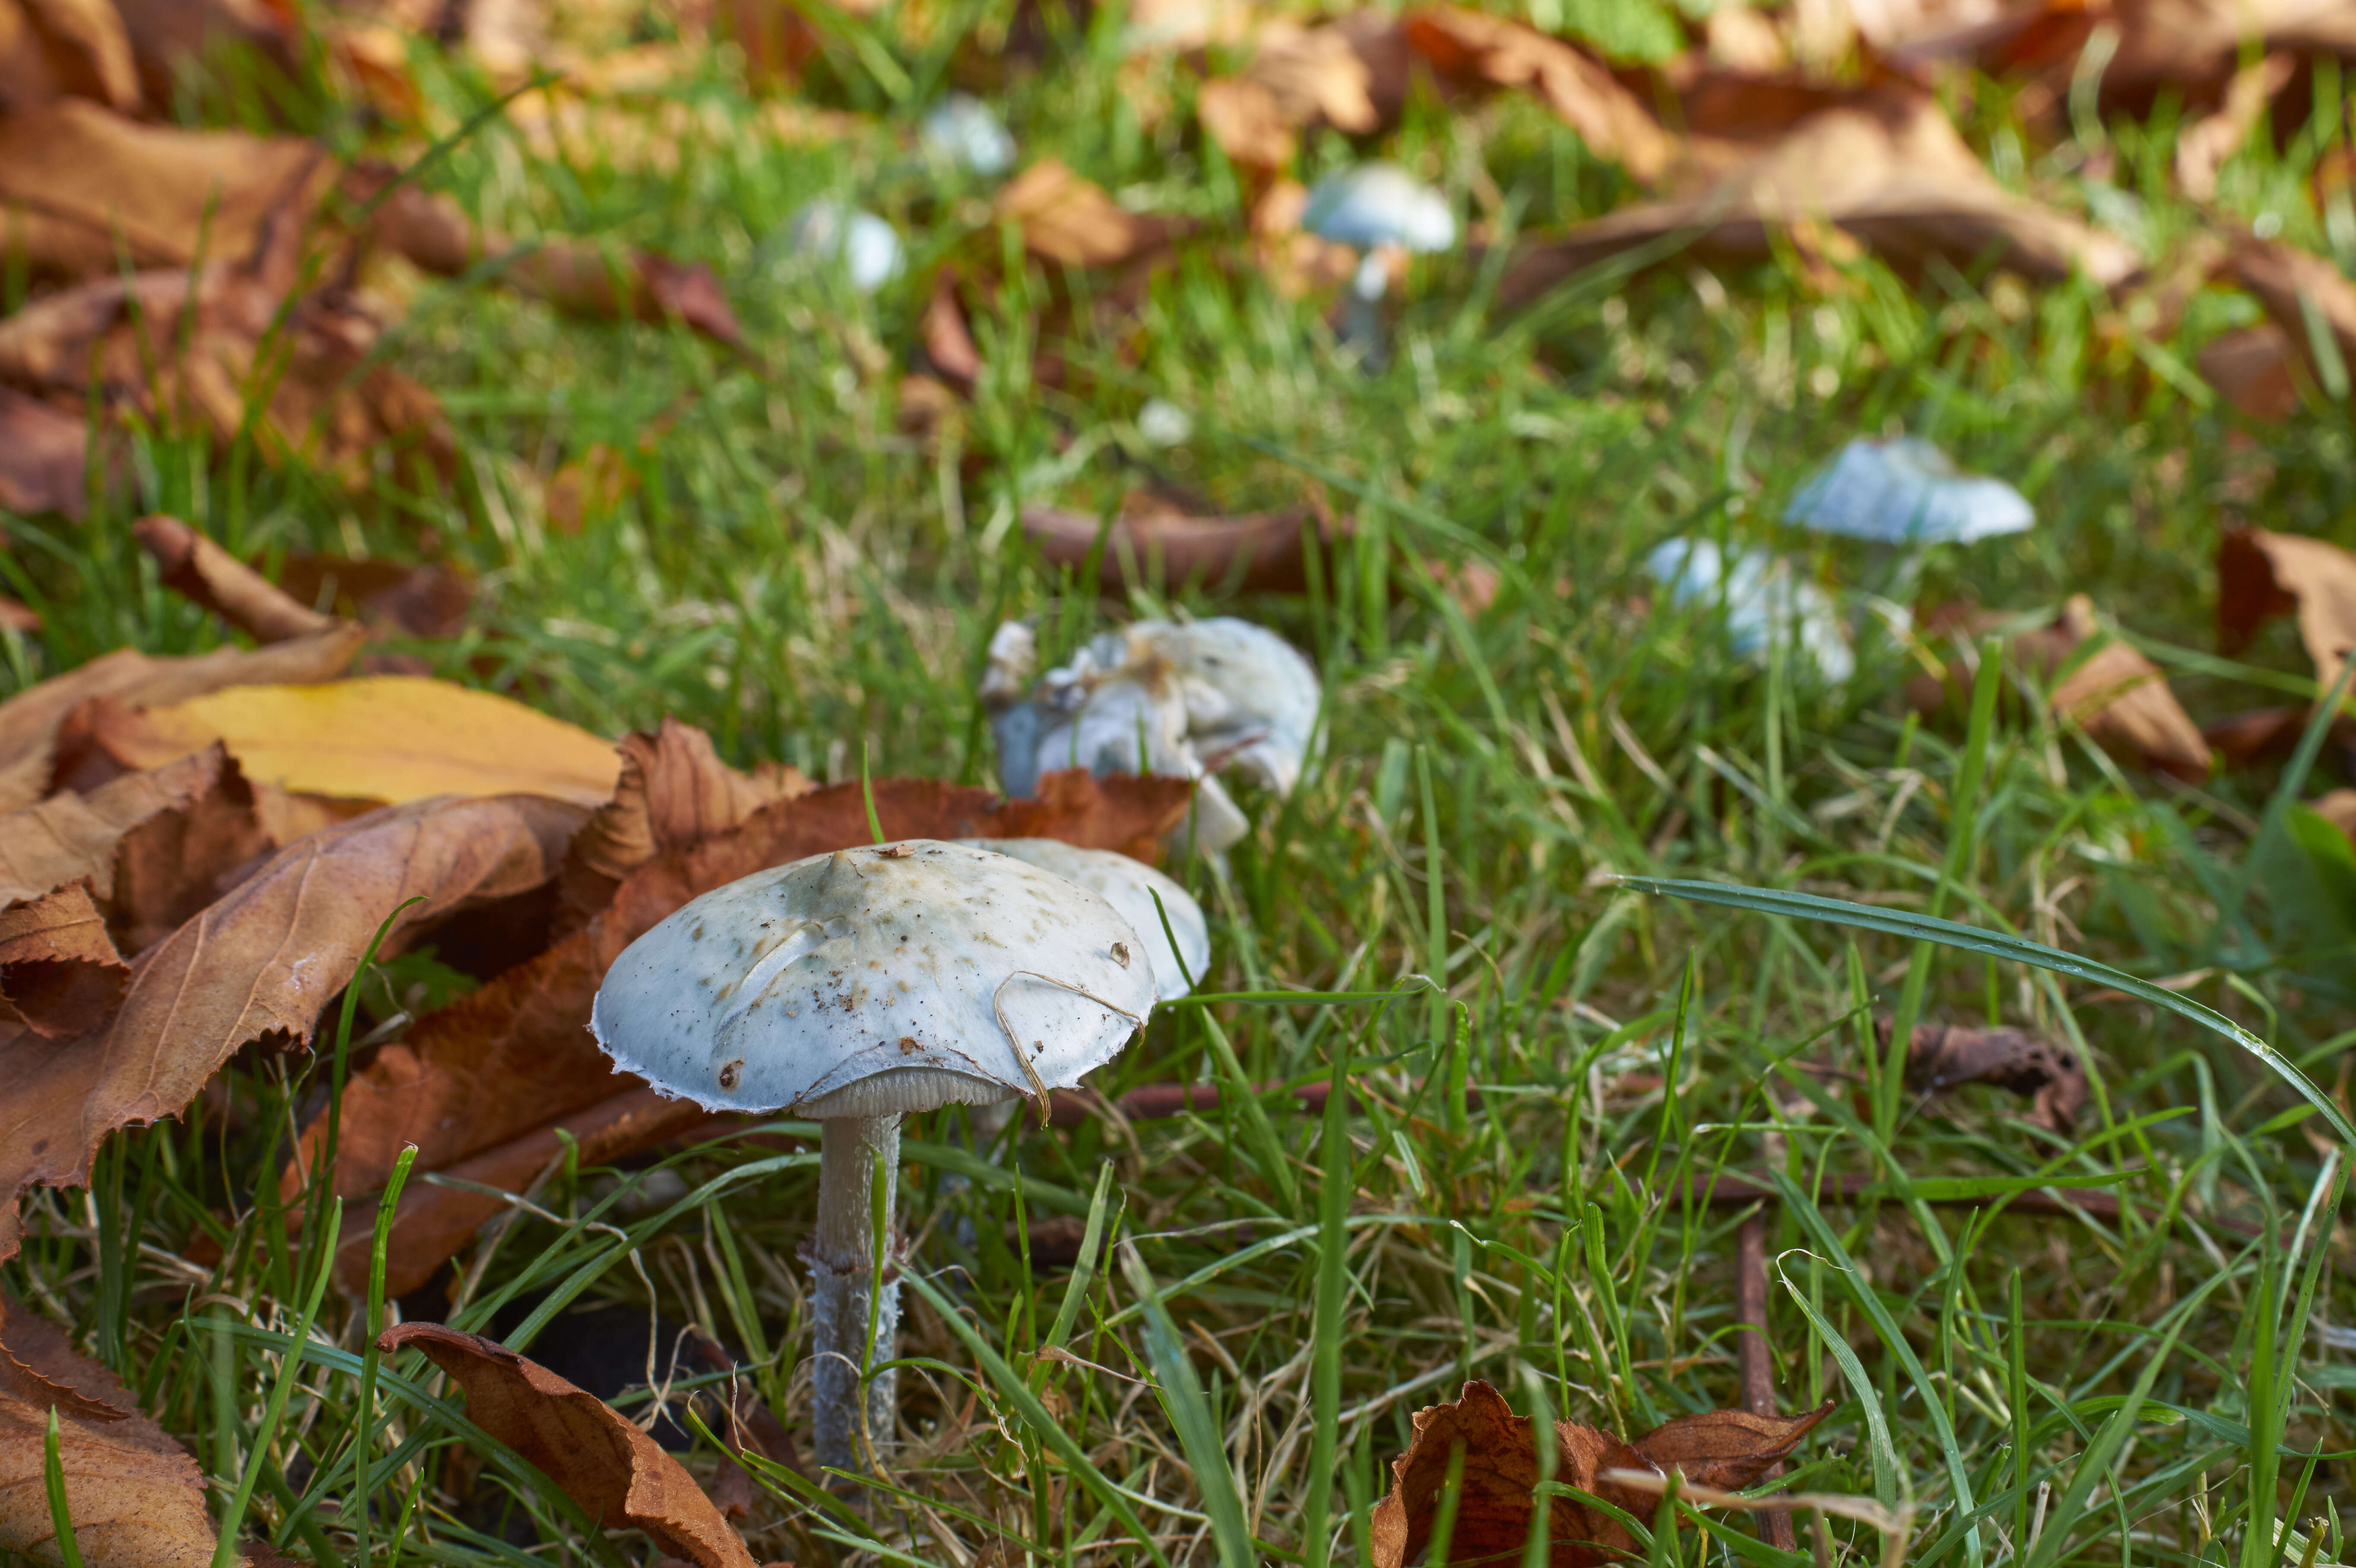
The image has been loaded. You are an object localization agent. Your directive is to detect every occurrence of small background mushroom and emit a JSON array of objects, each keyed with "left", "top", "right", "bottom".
[
  {"left": 981, "top": 615, "right": 1321, "bottom": 855},
  {"left": 1301, "top": 162, "right": 1456, "bottom": 362}
]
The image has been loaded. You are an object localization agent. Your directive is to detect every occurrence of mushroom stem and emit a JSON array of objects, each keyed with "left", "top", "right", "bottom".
[{"left": 808, "top": 1113, "right": 901, "bottom": 1479}]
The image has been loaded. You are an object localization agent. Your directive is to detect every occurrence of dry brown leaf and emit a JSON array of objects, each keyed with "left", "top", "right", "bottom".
[
  {"left": 2225, "top": 237, "right": 2356, "bottom": 393},
  {"left": 1022, "top": 496, "right": 1340, "bottom": 594},
  {"left": 108, "top": 0, "right": 293, "bottom": 107},
  {"left": 556, "top": 716, "right": 813, "bottom": 927},
  {"left": 380, "top": 1323, "right": 757, "bottom": 1568},
  {"left": 1502, "top": 93, "right": 2142, "bottom": 307},
  {"left": 133, "top": 515, "right": 344, "bottom": 644},
  {"left": 0, "top": 387, "right": 92, "bottom": 520},
  {"left": 269, "top": 554, "right": 476, "bottom": 641},
  {"left": 302, "top": 768, "right": 1193, "bottom": 1295},
  {"left": 2219, "top": 527, "right": 2356, "bottom": 702},
  {"left": 7, "top": 0, "right": 138, "bottom": 109},
  {"left": 1244, "top": 14, "right": 1406, "bottom": 136},
  {"left": 996, "top": 159, "right": 1185, "bottom": 267},
  {"left": 918, "top": 267, "right": 983, "bottom": 392},
  {"left": 0, "top": 883, "right": 125, "bottom": 1038},
  {"left": 0, "top": 791, "right": 586, "bottom": 1288},
  {"left": 1370, "top": 1379, "right": 1833, "bottom": 1567},
  {"left": 1893, "top": 1019, "right": 2088, "bottom": 1132},
  {"left": 360, "top": 177, "right": 745, "bottom": 348},
  {"left": 1198, "top": 75, "right": 1298, "bottom": 172},
  {"left": 0, "top": 624, "right": 364, "bottom": 812},
  {"left": 0, "top": 99, "right": 328, "bottom": 281},
  {"left": 2178, "top": 52, "right": 2296, "bottom": 200},
  {"left": 0, "top": 258, "right": 457, "bottom": 484},
  {"left": 2019, "top": 595, "right": 2212, "bottom": 781},
  {"left": 0, "top": 745, "right": 239, "bottom": 908},
  {"left": 1403, "top": 6, "right": 1686, "bottom": 184},
  {"left": 0, "top": 1294, "right": 220, "bottom": 1567},
  {"left": 82, "top": 677, "right": 624, "bottom": 808},
  {"left": 1250, "top": 179, "right": 1365, "bottom": 297},
  {"left": 2198, "top": 324, "right": 2305, "bottom": 420}
]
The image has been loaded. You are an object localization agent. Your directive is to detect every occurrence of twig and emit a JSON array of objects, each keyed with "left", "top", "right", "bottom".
[{"left": 1736, "top": 1212, "right": 1796, "bottom": 1550}]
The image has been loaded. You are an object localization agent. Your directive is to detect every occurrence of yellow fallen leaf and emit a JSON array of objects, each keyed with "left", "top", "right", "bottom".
[{"left": 106, "top": 677, "right": 621, "bottom": 806}]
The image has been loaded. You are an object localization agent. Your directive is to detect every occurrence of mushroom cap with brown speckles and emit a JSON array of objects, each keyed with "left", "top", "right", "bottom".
[{"left": 590, "top": 840, "right": 1156, "bottom": 1115}]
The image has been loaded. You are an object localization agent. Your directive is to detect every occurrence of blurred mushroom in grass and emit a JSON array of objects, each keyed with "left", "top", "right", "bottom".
[
  {"left": 783, "top": 200, "right": 906, "bottom": 295},
  {"left": 1647, "top": 536, "right": 1856, "bottom": 685},
  {"left": 1301, "top": 162, "right": 1455, "bottom": 363},
  {"left": 982, "top": 616, "right": 1320, "bottom": 855}
]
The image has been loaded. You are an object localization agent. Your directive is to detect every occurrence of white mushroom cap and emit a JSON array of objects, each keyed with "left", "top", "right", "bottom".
[
  {"left": 788, "top": 200, "right": 906, "bottom": 294},
  {"left": 953, "top": 839, "right": 1210, "bottom": 1000},
  {"left": 1302, "top": 164, "right": 1456, "bottom": 254},
  {"left": 1646, "top": 537, "right": 1856, "bottom": 685},
  {"left": 590, "top": 840, "right": 1156, "bottom": 1116},
  {"left": 920, "top": 93, "right": 1017, "bottom": 175},
  {"left": 1785, "top": 436, "right": 2034, "bottom": 545}
]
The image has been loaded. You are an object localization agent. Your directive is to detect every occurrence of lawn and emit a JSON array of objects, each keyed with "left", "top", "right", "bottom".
[{"left": 4, "top": 4, "right": 2356, "bottom": 1566}]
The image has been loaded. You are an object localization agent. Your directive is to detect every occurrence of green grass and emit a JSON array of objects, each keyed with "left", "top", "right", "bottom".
[{"left": 7, "top": 13, "right": 2356, "bottom": 1568}]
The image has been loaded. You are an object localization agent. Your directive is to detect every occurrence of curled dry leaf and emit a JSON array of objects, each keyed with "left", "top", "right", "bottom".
[
  {"left": 1021, "top": 494, "right": 1340, "bottom": 594},
  {"left": 0, "top": 386, "right": 92, "bottom": 520},
  {"left": 2025, "top": 596, "right": 2213, "bottom": 781},
  {"left": 918, "top": 267, "right": 983, "bottom": 392},
  {"left": 2319, "top": 789, "right": 2356, "bottom": 843},
  {"left": 380, "top": 1323, "right": 757, "bottom": 1568},
  {"left": 2218, "top": 528, "right": 2356, "bottom": 702},
  {"left": 359, "top": 175, "right": 744, "bottom": 348},
  {"left": 557, "top": 716, "right": 813, "bottom": 928},
  {"left": 2177, "top": 53, "right": 2297, "bottom": 201},
  {"left": 133, "top": 515, "right": 343, "bottom": 645},
  {"left": 0, "top": 0, "right": 139, "bottom": 111},
  {"left": 1197, "top": 76, "right": 1298, "bottom": 172},
  {"left": 0, "top": 100, "right": 329, "bottom": 281},
  {"left": 1920, "top": 599, "right": 2210, "bottom": 779},
  {"left": 0, "top": 883, "right": 125, "bottom": 1039},
  {"left": 2225, "top": 237, "right": 2356, "bottom": 395},
  {"left": 81, "top": 677, "right": 625, "bottom": 808},
  {"left": 0, "top": 791, "right": 586, "bottom": 1292},
  {"left": 995, "top": 159, "right": 1187, "bottom": 268},
  {"left": 0, "top": 1295, "right": 219, "bottom": 1568},
  {"left": 0, "top": 256, "right": 456, "bottom": 485},
  {"left": 303, "top": 767, "right": 1191, "bottom": 1295},
  {"left": 2198, "top": 325, "right": 2305, "bottom": 421},
  {"left": 1893, "top": 1019, "right": 2089, "bottom": 1133},
  {"left": 1403, "top": 6, "right": 1687, "bottom": 184},
  {"left": 269, "top": 553, "right": 476, "bottom": 641},
  {"left": 1370, "top": 1379, "right": 1834, "bottom": 1567},
  {"left": 0, "top": 744, "right": 238, "bottom": 908},
  {"left": 1244, "top": 14, "right": 1407, "bottom": 137},
  {"left": 0, "top": 623, "right": 364, "bottom": 812},
  {"left": 1502, "top": 94, "right": 2141, "bottom": 308}
]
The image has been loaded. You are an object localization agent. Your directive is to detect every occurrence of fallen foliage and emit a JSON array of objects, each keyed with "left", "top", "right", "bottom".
[
  {"left": 133, "top": 515, "right": 343, "bottom": 644},
  {"left": 2218, "top": 528, "right": 2356, "bottom": 703},
  {"left": 0, "top": 625, "right": 364, "bottom": 811},
  {"left": 1020, "top": 495, "right": 1340, "bottom": 594},
  {"left": 1403, "top": 6, "right": 1688, "bottom": 184},
  {"left": 1896, "top": 1019, "right": 2089, "bottom": 1132},
  {"left": 380, "top": 1323, "right": 759, "bottom": 1568},
  {"left": 0, "top": 1295, "right": 220, "bottom": 1568},
  {"left": 1369, "top": 1379, "right": 1834, "bottom": 1567},
  {"left": 1502, "top": 94, "right": 2141, "bottom": 307},
  {"left": 76, "top": 676, "right": 624, "bottom": 807},
  {"left": 0, "top": 791, "right": 585, "bottom": 1295},
  {"left": 995, "top": 159, "right": 1186, "bottom": 267}
]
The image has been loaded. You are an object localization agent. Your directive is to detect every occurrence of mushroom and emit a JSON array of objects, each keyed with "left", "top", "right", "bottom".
[
  {"left": 920, "top": 93, "right": 1017, "bottom": 176},
  {"left": 589, "top": 841, "right": 1155, "bottom": 1476},
  {"left": 785, "top": 200, "right": 906, "bottom": 295},
  {"left": 1786, "top": 436, "right": 2033, "bottom": 546},
  {"left": 1646, "top": 536, "right": 1856, "bottom": 684},
  {"left": 1300, "top": 163, "right": 1456, "bottom": 362},
  {"left": 952, "top": 839, "right": 1209, "bottom": 999},
  {"left": 984, "top": 616, "right": 1322, "bottom": 856}
]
